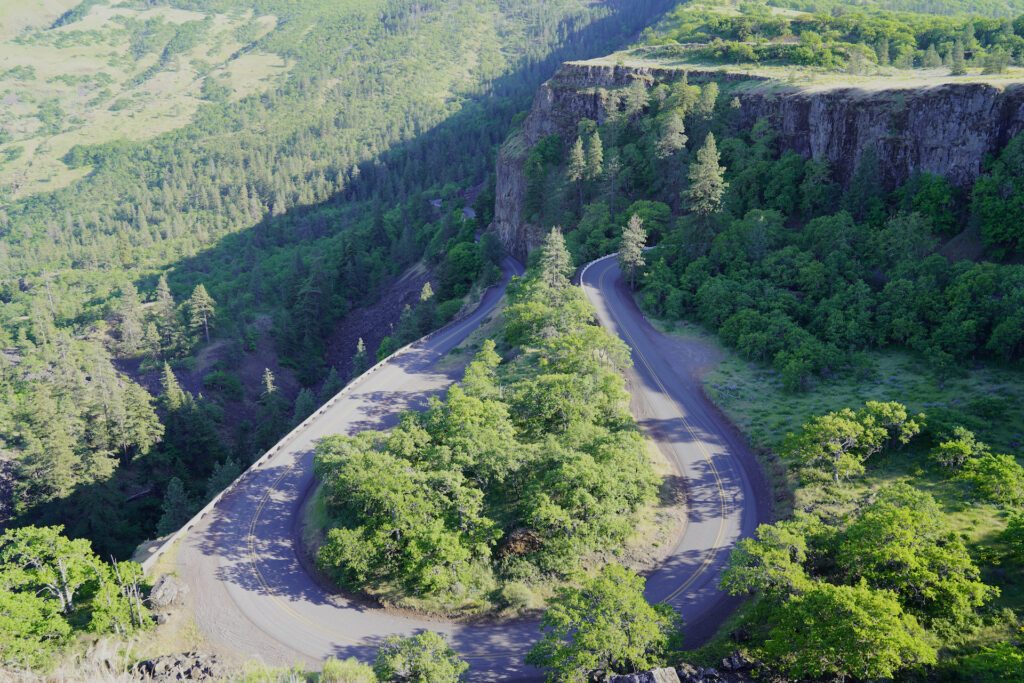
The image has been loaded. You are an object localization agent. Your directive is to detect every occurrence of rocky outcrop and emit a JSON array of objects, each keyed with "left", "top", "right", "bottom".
[
  {"left": 493, "top": 60, "right": 1024, "bottom": 259},
  {"left": 134, "top": 652, "right": 226, "bottom": 681},
  {"left": 737, "top": 81, "right": 1024, "bottom": 188},
  {"left": 605, "top": 651, "right": 771, "bottom": 683}
]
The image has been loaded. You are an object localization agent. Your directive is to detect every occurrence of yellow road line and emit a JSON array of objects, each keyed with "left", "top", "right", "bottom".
[
  {"left": 244, "top": 309, "right": 528, "bottom": 656},
  {"left": 241, "top": 263, "right": 729, "bottom": 661},
  {"left": 594, "top": 262, "right": 729, "bottom": 605}
]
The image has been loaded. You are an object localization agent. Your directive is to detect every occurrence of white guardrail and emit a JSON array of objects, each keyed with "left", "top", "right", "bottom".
[
  {"left": 139, "top": 276, "right": 508, "bottom": 574},
  {"left": 576, "top": 252, "right": 617, "bottom": 292}
]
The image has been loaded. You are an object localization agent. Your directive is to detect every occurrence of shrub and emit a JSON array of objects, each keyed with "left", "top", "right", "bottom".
[{"left": 321, "top": 656, "right": 377, "bottom": 682}]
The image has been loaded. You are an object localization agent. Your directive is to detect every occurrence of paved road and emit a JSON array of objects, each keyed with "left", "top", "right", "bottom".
[
  {"left": 580, "top": 255, "right": 770, "bottom": 645},
  {"left": 176, "top": 255, "right": 769, "bottom": 680}
]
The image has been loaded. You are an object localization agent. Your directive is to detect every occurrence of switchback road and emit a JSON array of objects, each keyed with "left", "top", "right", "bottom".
[{"left": 173, "top": 255, "right": 769, "bottom": 680}]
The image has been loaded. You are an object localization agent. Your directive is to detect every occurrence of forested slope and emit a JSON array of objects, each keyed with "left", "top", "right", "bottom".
[{"left": 0, "top": 0, "right": 675, "bottom": 565}]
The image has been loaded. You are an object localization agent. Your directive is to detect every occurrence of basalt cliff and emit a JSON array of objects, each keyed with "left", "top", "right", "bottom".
[{"left": 493, "top": 60, "right": 1024, "bottom": 260}]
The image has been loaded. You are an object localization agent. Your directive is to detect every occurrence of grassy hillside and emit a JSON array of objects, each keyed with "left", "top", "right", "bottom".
[{"left": 0, "top": 3, "right": 283, "bottom": 199}]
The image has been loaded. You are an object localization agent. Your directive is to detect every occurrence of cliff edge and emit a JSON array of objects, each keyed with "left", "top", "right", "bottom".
[{"left": 494, "top": 59, "right": 1024, "bottom": 260}]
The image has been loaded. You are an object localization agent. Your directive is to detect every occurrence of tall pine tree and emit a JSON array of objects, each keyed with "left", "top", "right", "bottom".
[
  {"left": 687, "top": 132, "right": 728, "bottom": 220},
  {"left": 567, "top": 137, "right": 586, "bottom": 209},
  {"left": 186, "top": 284, "right": 216, "bottom": 344},
  {"left": 618, "top": 214, "right": 647, "bottom": 291},
  {"left": 538, "top": 228, "right": 572, "bottom": 290}
]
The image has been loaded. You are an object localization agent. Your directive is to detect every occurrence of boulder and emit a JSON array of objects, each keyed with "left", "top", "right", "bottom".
[
  {"left": 135, "top": 651, "right": 225, "bottom": 681},
  {"left": 608, "top": 668, "right": 681, "bottom": 683},
  {"left": 149, "top": 574, "right": 188, "bottom": 609}
]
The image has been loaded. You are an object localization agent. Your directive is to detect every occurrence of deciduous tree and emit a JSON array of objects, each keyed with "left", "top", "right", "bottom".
[
  {"left": 763, "top": 581, "right": 936, "bottom": 680},
  {"left": 526, "top": 563, "right": 677, "bottom": 682},
  {"left": 373, "top": 631, "right": 467, "bottom": 683}
]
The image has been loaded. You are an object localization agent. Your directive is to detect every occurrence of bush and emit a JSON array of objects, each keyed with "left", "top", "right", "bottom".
[
  {"left": 202, "top": 370, "right": 244, "bottom": 401},
  {"left": 500, "top": 582, "right": 536, "bottom": 611},
  {"left": 373, "top": 632, "right": 467, "bottom": 683},
  {"left": 321, "top": 656, "right": 377, "bottom": 682},
  {"left": 959, "top": 454, "right": 1024, "bottom": 507},
  {"left": 435, "top": 299, "right": 463, "bottom": 324}
]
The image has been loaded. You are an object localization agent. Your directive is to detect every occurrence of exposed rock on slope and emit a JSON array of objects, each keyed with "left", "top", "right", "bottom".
[{"left": 493, "top": 60, "right": 1024, "bottom": 259}]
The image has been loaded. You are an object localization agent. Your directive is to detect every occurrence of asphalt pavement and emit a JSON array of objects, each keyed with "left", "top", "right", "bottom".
[{"left": 175, "top": 254, "right": 769, "bottom": 680}]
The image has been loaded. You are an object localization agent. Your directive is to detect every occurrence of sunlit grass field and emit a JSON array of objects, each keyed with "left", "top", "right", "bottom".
[{"left": 0, "top": 0, "right": 288, "bottom": 198}]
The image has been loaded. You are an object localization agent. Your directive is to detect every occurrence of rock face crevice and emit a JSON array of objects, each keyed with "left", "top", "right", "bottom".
[{"left": 493, "top": 61, "right": 1024, "bottom": 259}]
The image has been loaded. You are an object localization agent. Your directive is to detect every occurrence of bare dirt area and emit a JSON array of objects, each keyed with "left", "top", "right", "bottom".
[{"left": 324, "top": 262, "right": 438, "bottom": 377}]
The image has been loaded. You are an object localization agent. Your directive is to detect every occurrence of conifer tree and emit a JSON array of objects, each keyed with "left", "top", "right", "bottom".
[
  {"left": 875, "top": 38, "right": 889, "bottom": 66},
  {"left": 604, "top": 148, "right": 622, "bottom": 215},
  {"left": 161, "top": 362, "right": 186, "bottom": 411},
  {"left": 567, "top": 137, "right": 586, "bottom": 208},
  {"left": 117, "top": 284, "right": 144, "bottom": 354},
  {"left": 618, "top": 214, "right": 647, "bottom": 291},
  {"left": 261, "top": 368, "right": 277, "bottom": 398},
  {"left": 951, "top": 39, "right": 967, "bottom": 75},
  {"left": 155, "top": 274, "right": 174, "bottom": 321},
  {"left": 656, "top": 111, "right": 687, "bottom": 159},
  {"left": 319, "top": 366, "right": 345, "bottom": 402},
  {"left": 292, "top": 388, "right": 317, "bottom": 426},
  {"left": 205, "top": 459, "right": 241, "bottom": 500},
  {"left": 622, "top": 80, "right": 649, "bottom": 119},
  {"left": 687, "top": 132, "right": 728, "bottom": 219},
  {"left": 924, "top": 43, "right": 941, "bottom": 68},
  {"left": 538, "top": 228, "right": 572, "bottom": 290},
  {"left": 155, "top": 274, "right": 181, "bottom": 352},
  {"left": 585, "top": 132, "right": 604, "bottom": 182},
  {"left": 696, "top": 81, "right": 718, "bottom": 119},
  {"left": 156, "top": 477, "right": 192, "bottom": 536},
  {"left": 186, "top": 283, "right": 216, "bottom": 343},
  {"left": 351, "top": 338, "right": 369, "bottom": 377},
  {"left": 144, "top": 322, "right": 161, "bottom": 360}
]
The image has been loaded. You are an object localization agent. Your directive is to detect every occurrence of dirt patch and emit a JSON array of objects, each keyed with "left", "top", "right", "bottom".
[{"left": 324, "top": 262, "right": 438, "bottom": 377}]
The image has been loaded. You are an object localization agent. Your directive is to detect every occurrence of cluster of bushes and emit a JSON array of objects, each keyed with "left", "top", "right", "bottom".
[
  {"left": 313, "top": 231, "right": 658, "bottom": 608},
  {"left": 715, "top": 400, "right": 1024, "bottom": 680}
]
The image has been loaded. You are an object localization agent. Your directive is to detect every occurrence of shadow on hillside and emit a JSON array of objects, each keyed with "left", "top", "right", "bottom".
[{"left": 158, "top": 0, "right": 679, "bottom": 335}]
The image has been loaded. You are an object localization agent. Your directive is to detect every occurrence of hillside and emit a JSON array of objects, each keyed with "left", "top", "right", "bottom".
[{"left": 4, "top": 0, "right": 1024, "bottom": 680}]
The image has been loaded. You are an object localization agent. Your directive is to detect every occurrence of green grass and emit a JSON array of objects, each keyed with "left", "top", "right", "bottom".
[
  {"left": 702, "top": 346, "right": 1024, "bottom": 457},
  {"left": 656, "top": 318, "right": 1024, "bottom": 653},
  {"left": 0, "top": 2, "right": 288, "bottom": 198}
]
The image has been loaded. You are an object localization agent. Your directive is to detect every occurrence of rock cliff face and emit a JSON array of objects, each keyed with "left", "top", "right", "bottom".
[{"left": 494, "top": 61, "right": 1024, "bottom": 260}]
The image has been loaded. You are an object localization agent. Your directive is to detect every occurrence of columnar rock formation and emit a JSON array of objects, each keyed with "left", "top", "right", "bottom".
[{"left": 493, "top": 60, "right": 1024, "bottom": 260}]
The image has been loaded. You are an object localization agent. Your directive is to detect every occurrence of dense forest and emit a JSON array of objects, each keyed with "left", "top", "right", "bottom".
[
  {"left": 521, "top": 72, "right": 1024, "bottom": 389},
  {"left": 0, "top": 0, "right": 677, "bottom": 564}
]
